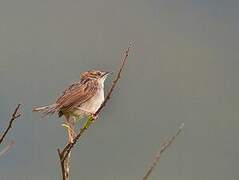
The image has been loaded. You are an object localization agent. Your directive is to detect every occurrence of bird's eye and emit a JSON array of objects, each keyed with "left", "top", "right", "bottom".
[{"left": 97, "top": 72, "right": 101, "bottom": 76}]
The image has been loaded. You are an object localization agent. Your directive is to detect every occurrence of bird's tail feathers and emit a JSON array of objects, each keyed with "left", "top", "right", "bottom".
[{"left": 33, "top": 103, "right": 57, "bottom": 116}]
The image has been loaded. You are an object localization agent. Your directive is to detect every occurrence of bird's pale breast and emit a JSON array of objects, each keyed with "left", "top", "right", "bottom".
[{"left": 73, "top": 84, "right": 104, "bottom": 116}]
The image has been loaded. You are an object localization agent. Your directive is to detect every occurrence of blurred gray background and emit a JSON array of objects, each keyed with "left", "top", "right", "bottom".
[{"left": 0, "top": 0, "right": 238, "bottom": 179}]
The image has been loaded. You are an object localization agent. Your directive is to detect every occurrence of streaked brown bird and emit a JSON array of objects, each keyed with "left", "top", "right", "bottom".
[{"left": 33, "top": 69, "right": 110, "bottom": 142}]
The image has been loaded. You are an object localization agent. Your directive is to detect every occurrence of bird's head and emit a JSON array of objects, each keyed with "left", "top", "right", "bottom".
[{"left": 80, "top": 70, "right": 110, "bottom": 82}]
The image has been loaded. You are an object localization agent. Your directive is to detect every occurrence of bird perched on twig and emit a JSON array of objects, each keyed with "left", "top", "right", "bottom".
[{"left": 33, "top": 70, "right": 110, "bottom": 142}]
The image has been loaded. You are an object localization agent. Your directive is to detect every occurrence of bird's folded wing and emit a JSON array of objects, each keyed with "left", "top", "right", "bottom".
[{"left": 56, "top": 80, "right": 98, "bottom": 111}]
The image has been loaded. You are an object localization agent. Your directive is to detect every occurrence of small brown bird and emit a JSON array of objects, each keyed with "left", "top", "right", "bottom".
[{"left": 33, "top": 70, "right": 110, "bottom": 142}]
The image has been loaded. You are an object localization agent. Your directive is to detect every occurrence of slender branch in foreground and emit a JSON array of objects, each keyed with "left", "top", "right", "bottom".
[
  {"left": 0, "top": 140, "right": 15, "bottom": 157},
  {"left": 57, "top": 43, "right": 132, "bottom": 180},
  {"left": 0, "top": 104, "right": 21, "bottom": 145},
  {"left": 94, "top": 43, "right": 132, "bottom": 115},
  {"left": 142, "top": 123, "right": 184, "bottom": 180},
  {"left": 57, "top": 148, "right": 68, "bottom": 180}
]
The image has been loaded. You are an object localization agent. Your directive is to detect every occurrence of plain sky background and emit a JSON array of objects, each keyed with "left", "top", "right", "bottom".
[{"left": 0, "top": 0, "right": 239, "bottom": 179}]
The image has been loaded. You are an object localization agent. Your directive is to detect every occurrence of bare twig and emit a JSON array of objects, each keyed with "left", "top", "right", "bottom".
[
  {"left": 94, "top": 42, "right": 132, "bottom": 115},
  {"left": 142, "top": 123, "right": 184, "bottom": 180},
  {"left": 58, "top": 148, "right": 70, "bottom": 180},
  {"left": 61, "top": 116, "right": 93, "bottom": 162},
  {"left": 0, "top": 104, "right": 21, "bottom": 145},
  {"left": 0, "top": 140, "right": 15, "bottom": 157},
  {"left": 57, "top": 43, "right": 132, "bottom": 180}
]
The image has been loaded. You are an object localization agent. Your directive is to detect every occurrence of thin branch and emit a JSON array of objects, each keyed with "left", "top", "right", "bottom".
[
  {"left": 61, "top": 116, "right": 93, "bottom": 162},
  {"left": 58, "top": 148, "right": 68, "bottom": 180},
  {"left": 57, "top": 43, "right": 132, "bottom": 179},
  {"left": 94, "top": 42, "right": 132, "bottom": 115},
  {"left": 0, "top": 140, "right": 15, "bottom": 157},
  {"left": 0, "top": 104, "right": 21, "bottom": 145},
  {"left": 142, "top": 123, "right": 184, "bottom": 180}
]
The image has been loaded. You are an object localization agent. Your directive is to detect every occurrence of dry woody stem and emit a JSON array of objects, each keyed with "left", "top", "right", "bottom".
[
  {"left": 0, "top": 104, "right": 21, "bottom": 157},
  {"left": 57, "top": 43, "right": 132, "bottom": 180},
  {"left": 0, "top": 140, "right": 15, "bottom": 157},
  {"left": 0, "top": 104, "right": 21, "bottom": 144},
  {"left": 142, "top": 123, "right": 184, "bottom": 180}
]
